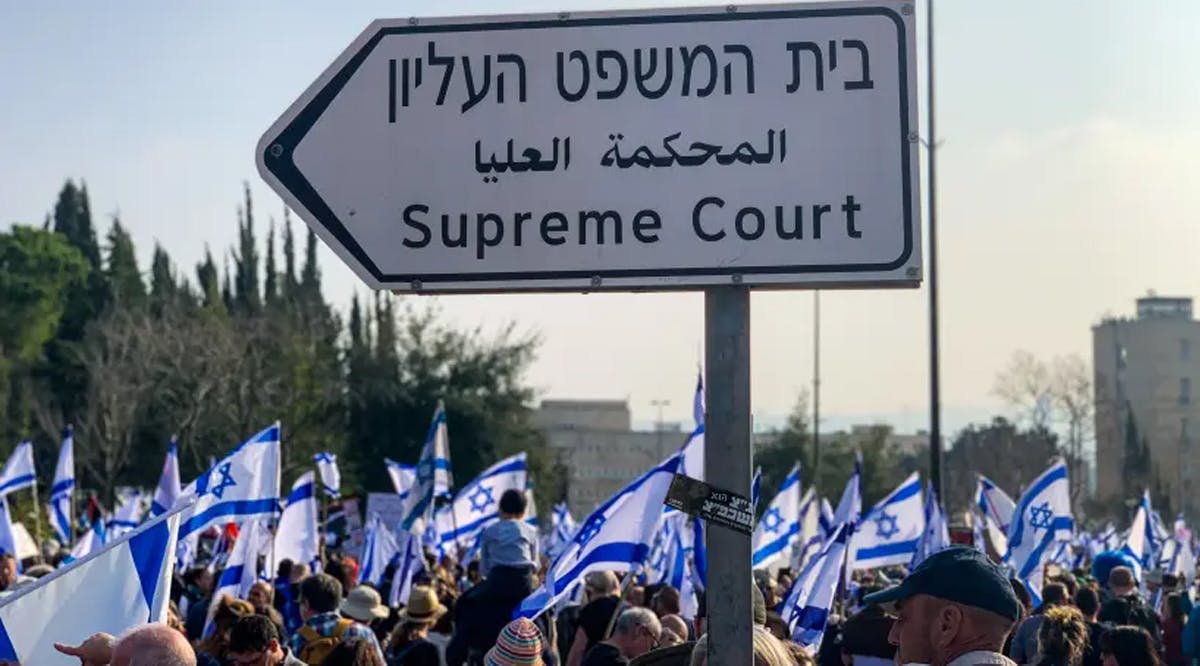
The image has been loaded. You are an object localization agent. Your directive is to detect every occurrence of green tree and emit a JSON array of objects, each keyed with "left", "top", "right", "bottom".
[
  {"left": 300, "top": 227, "right": 320, "bottom": 302},
  {"left": 196, "top": 248, "right": 223, "bottom": 313},
  {"left": 943, "top": 417, "right": 1060, "bottom": 513},
  {"left": 281, "top": 210, "right": 298, "bottom": 303},
  {"left": 264, "top": 221, "right": 278, "bottom": 307},
  {"left": 755, "top": 394, "right": 809, "bottom": 514},
  {"left": 104, "top": 217, "right": 145, "bottom": 309},
  {"left": 233, "top": 183, "right": 260, "bottom": 313}
]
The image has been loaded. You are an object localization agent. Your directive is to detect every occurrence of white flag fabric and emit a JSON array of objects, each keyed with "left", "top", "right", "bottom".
[
  {"left": 1006, "top": 459, "right": 1073, "bottom": 603},
  {"left": 0, "top": 505, "right": 182, "bottom": 665},
  {"left": 68, "top": 521, "right": 105, "bottom": 563},
  {"left": 150, "top": 438, "right": 181, "bottom": 517},
  {"left": 50, "top": 427, "right": 75, "bottom": 544},
  {"left": 525, "top": 485, "right": 539, "bottom": 529},
  {"left": 911, "top": 483, "right": 951, "bottom": 568},
  {"left": 792, "top": 489, "right": 823, "bottom": 573},
  {"left": 1124, "top": 491, "right": 1163, "bottom": 570},
  {"left": 782, "top": 523, "right": 851, "bottom": 654},
  {"left": 752, "top": 464, "right": 802, "bottom": 571},
  {"left": 975, "top": 475, "right": 1015, "bottom": 556},
  {"left": 272, "top": 472, "right": 319, "bottom": 572},
  {"left": 401, "top": 403, "right": 454, "bottom": 531},
  {"left": 850, "top": 472, "right": 924, "bottom": 570},
  {"left": 436, "top": 453, "right": 528, "bottom": 554},
  {"left": 314, "top": 452, "right": 341, "bottom": 499},
  {"left": 832, "top": 455, "right": 862, "bottom": 530},
  {"left": 547, "top": 502, "right": 578, "bottom": 559},
  {"left": 360, "top": 514, "right": 401, "bottom": 588},
  {"left": 386, "top": 459, "right": 417, "bottom": 502},
  {"left": 0, "top": 442, "right": 35, "bottom": 497},
  {"left": 204, "top": 517, "right": 271, "bottom": 638},
  {"left": 517, "top": 453, "right": 682, "bottom": 619},
  {"left": 107, "top": 490, "right": 146, "bottom": 541},
  {"left": 388, "top": 528, "right": 427, "bottom": 608},
  {"left": 0, "top": 497, "right": 17, "bottom": 561},
  {"left": 177, "top": 424, "right": 282, "bottom": 539}
]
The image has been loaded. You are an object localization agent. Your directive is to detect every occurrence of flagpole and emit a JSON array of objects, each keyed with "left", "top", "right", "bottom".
[{"left": 30, "top": 481, "right": 44, "bottom": 561}]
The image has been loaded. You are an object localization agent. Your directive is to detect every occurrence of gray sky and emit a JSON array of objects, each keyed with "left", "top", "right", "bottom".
[{"left": 2, "top": 1, "right": 1197, "bottom": 434}]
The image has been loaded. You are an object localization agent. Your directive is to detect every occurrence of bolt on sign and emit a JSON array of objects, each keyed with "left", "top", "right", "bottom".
[{"left": 257, "top": 2, "right": 921, "bottom": 293}]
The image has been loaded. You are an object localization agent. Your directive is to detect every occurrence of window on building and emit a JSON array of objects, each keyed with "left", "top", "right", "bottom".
[
  {"left": 1184, "top": 339, "right": 1193, "bottom": 361},
  {"left": 1183, "top": 378, "right": 1193, "bottom": 406}
]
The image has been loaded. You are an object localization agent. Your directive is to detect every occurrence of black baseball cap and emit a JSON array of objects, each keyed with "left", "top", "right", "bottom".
[{"left": 862, "top": 546, "right": 1022, "bottom": 621}]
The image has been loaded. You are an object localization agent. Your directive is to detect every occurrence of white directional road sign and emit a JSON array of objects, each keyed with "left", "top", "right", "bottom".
[{"left": 257, "top": 2, "right": 921, "bottom": 292}]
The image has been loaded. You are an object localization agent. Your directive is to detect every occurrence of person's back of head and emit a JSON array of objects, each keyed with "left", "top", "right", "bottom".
[
  {"left": 228, "top": 614, "right": 278, "bottom": 655},
  {"left": 1107, "top": 566, "right": 1136, "bottom": 594},
  {"left": 584, "top": 570, "right": 620, "bottom": 601},
  {"left": 300, "top": 572, "right": 344, "bottom": 615},
  {"left": 660, "top": 615, "right": 690, "bottom": 643},
  {"left": 114, "top": 623, "right": 196, "bottom": 666},
  {"left": 1050, "top": 574, "right": 1078, "bottom": 598},
  {"left": 320, "top": 638, "right": 385, "bottom": 666},
  {"left": 652, "top": 586, "right": 682, "bottom": 617},
  {"left": 276, "top": 558, "right": 293, "bottom": 581},
  {"left": 1074, "top": 586, "right": 1100, "bottom": 620},
  {"left": 1167, "top": 593, "right": 1187, "bottom": 623},
  {"left": 1040, "top": 582, "right": 1068, "bottom": 610},
  {"left": 1037, "top": 606, "right": 1087, "bottom": 664},
  {"left": 750, "top": 625, "right": 796, "bottom": 666},
  {"left": 499, "top": 488, "right": 528, "bottom": 517},
  {"left": 1100, "top": 625, "right": 1160, "bottom": 666}
]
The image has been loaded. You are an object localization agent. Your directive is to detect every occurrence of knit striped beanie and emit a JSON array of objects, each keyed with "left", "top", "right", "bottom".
[{"left": 484, "top": 617, "right": 544, "bottom": 666}]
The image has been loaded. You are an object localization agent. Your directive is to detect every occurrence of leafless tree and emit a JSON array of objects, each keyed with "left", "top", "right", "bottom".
[{"left": 993, "top": 351, "right": 1054, "bottom": 429}]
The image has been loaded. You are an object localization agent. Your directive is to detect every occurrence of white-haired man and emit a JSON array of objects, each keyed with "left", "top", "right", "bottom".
[{"left": 54, "top": 622, "right": 196, "bottom": 666}]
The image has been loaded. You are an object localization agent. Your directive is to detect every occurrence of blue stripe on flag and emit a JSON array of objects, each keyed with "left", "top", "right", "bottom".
[
  {"left": 180, "top": 498, "right": 280, "bottom": 537},
  {"left": 0, "top": 619, "right": 16, "bottom": 661},
  {"left": 752, "top": 524, "right": 802, "bottom": 567},
  {"left": 1018, "top": 517, "right": 1075, "bottom": 579},
  {"left": 51, "top": 479, "right": 74, "bottom": 496},
  {"left": 0, "top": 474, "right": 34, "bottom": 496},
  {"left": 547, "top": 542, "right": 651, "bottom": 597},
  {"left": 887, "top": 479, "right": 922, "bottom": 503},
  {"left": 856, "top": 538, "right": 921, "bottom": 561},
  {"left": 129, "top": 518, "right": 171, "bottom": 617},
  {"left": 286, "top": 482, "right": 315, "bottom": 504}
]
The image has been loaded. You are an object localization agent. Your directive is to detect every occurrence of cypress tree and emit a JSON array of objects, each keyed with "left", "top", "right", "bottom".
[
  {"left": 104, "top": 217, "right": 145, "bottom": 308},
  {"left": 281, "top": 209, "right": 298, "bottom": 304},
  {"left": 264, "top": 221, "right": 278, "bottom": 307},
  {"left": 234, "top": 183, "right": 260, "bottom": 313},
  {"left": 196, "top": 247, "right": 221, "bottom": 310},
  {"left": 149, "top": 243, "right": 177, "bottom": 313},
  {"left": 301, "top": 227, "right": 321, "bottom": 302}
]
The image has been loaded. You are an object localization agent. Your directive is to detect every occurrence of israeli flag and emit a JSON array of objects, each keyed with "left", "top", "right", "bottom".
[
  {"left": 692, "top": 373, "right": 705, "bottom": 428},
  {"left": 150, "top": 438, "right": 181, "bottom": 517},
  {"left": 832, "top": 455, "right": 862, "bottom": 529},
  {"left": 272, "top": 472, "right": 319, "bottom": 571},
  {"left": 516, "top": 453, "right": 681, "bottom": 619},
  {"left": 911, "top": 483, "right": 950, "bottom": 568},
  {"left": 50, "top": 427, "right": 75, "bottom": 544},
  {"left": 752, "top": 464, "right": 801, "bottom": 571},
  {"left": 204, "top": 517, "right": 271, "bottom": 637},
  {"left": 388, "top": 528, "right": 427, "bottom": 607},
  {"left": 69, "top": 519, "right": 106, "bottom": 562},
  {"left": 435, "top": 453, "right": 527, "bottom": 554},
  {"left": 177, "top": 424, "right": 282, "bottom": 539},
  {"left": 751, "top": 467, "right": 763, "bottom": 511},
  {"left": 0, "top": 505, "right": 183, "bottom": 665},
  {"left": 792, "top": 488, "right": 823, "bottom": 573},
  {"left": 0, "top": 442, "right": 35, "bottom": 497},
  {"left": 1006, "top": 459, "right": 1073, "bottom": 603},
  {"left": 849, "top": 472, "right": 923, "bottom": 570},
  {"left": 781, "top": 523, "right": 851, "bottom": 654},
  {"left": 547, "top": 502, "right": 578, "bottom": 559},
  {"left": 359, "top": 513, "right": 400, "bottom": 588},
  {"left": 386, "top": 459, "right": 416, "bottom": 501},
  {"left": 314, "top": 452, "right": 341, "bottom": 499},
  {"left": 976, "top": 475, "right": 1015, "bottom": 556},
  {"left": 106, "top": 490, "right": 146, "bottom": 541},
  {"left": 819, "top": 497, "right": 835, "bottom": 537},
  {"left": 401, "top": 402, "right": 454, "bottom": 531}
]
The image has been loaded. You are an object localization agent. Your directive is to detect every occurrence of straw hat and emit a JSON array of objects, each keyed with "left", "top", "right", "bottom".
[
  {"left": 397, "top": 585, "right": 447, "bottom": 624},
  {"left": 340, "top": 585, "right": 389, "bottom": 622},
  {"left": 484, "top": 618, "right": 544, "bottom": 666}
]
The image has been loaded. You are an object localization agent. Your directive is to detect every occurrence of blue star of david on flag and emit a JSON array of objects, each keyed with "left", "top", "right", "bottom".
[
  {"left": 576, "top": 515, "right": 606, "bottom": 549},
  {"left": 467, "top": 485, "right": 495, "bottom": 514},
  {"left": 762, "top": 507, "right": 785, "bottom": 535},
  {"left": 198, "top": 462, "right": 237, "bottom": 500},
  {"left": 873, "top": 510, "right": 900, "bottom": 539},
  {"left": 1028, "top": 502, "right": 1054, "bottom": 529}
]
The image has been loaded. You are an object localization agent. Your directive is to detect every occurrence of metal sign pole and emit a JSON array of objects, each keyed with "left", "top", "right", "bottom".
[{"left": 704, "top": 285, "right": 753, "bottom": 663}]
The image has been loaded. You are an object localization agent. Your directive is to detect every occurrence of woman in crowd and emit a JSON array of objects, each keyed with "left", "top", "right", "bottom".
[
  {"left": 1035, "top": 606, "right": 1088, "bottom": 666},
  {"left": 385, "top": 586, "right": 445, "bottom": 666}
]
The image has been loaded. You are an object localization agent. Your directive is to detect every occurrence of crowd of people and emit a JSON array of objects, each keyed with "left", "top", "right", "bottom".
[{"left": 25, "top": 490, "right": 1200, "bottom": 665}]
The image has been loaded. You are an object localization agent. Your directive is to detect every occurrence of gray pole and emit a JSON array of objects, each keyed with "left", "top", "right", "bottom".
[
  {"left": 704, "top": 285, "right": 753, "bottom": 663},
  {"left": 926, "top": 0, "right": 943, "bottom": 502},
  {"left": 813, "top": 290, "right": 821, "bottom": 479}
]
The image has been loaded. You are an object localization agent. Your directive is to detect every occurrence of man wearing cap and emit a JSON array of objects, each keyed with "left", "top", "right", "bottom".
[{"left": 863, "top": 547, "right": 1022, "bottom": 666}]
